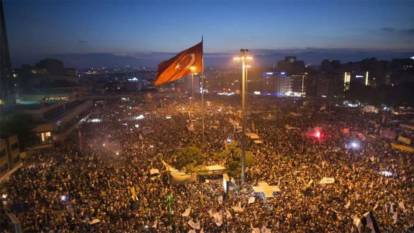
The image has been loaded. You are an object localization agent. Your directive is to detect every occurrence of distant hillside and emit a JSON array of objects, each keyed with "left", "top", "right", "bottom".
[
  {"left": 11, "top": 49, "right": 414, "bottom": 69},
  {"left": 53, "top": 53, "right": 143, "bottom": 69}
]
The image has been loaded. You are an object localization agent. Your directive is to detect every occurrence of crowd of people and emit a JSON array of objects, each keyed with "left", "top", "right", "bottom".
[{"left": 1, "top": 92, "right": 413, "bottom": 232}]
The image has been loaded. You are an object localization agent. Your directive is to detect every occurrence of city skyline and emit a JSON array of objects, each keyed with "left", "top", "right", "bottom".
[
  {"left": 1, "top": 1, "right": 414, "bottom": 232},
  {"left": 3, "top": 0, "right": 414, "bottom": 67}
]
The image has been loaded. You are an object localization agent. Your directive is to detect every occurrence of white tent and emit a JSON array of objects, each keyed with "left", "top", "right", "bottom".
[
  {"left": 253, "top": 140, "right": 263, "bottom": 144},
  {"left": 253, "top": 182, "right": 280, "bottom": 198},
  {"left": 161, "top": 160, "right": 196, "bottom": 183},
  {"left": 246, "top": 133, "right": 260, "bottom": 140},
  {"left": 319, "top": 177, "right": 335, "bottom": 184},
  {"left": 194, "top": 164, "right": 226, "bottom": 176}
]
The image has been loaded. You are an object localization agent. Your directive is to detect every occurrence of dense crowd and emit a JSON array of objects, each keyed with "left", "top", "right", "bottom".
[{"left": 1, "top": 92, "right": 414, "bottom": 232}]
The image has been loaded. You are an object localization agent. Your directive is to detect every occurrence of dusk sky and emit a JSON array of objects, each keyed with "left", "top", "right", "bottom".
[{"left": 3, "top": 0, "right": 414, "bottom": 65}]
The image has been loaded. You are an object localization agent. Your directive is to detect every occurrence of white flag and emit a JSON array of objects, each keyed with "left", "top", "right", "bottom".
[
  {"left": 248, "top": 197, "right": 255, "bottom": 204},
  {"left": 345, "top": 200, "right": 351, "bottom": 209},
  {"left": 188, "top": 219, "right": 200, "bottom": 230},
  {"left": 261, "top": 226, "right": 272, "bottom": 233},
  {"left": 182, "top": 207, "right": 191, "bottom": 217}
]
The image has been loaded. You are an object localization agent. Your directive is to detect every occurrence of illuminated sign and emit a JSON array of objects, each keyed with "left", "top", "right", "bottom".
[
  {"left": 88, "top": 118, "right": 102, "bottom": 123},
  {"left": 128, "top": 77, "right": 139, "bottom": 82},
  {"left": 44, "top": 96, "right": 69, "bottom": 102}
]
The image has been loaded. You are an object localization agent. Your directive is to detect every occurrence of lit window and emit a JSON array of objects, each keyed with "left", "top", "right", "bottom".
[{"left": 41, "top": 132, "right": 52, "bottom": 142}]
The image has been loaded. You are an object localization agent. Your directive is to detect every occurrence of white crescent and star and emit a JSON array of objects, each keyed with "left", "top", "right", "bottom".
[{"left": 175, "top": 53, "right": 196, "bottom": 71}]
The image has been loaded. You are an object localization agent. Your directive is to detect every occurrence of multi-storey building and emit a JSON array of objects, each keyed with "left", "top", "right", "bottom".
[{"left": 0, "top": 0, "right": 13, "bottom": 107}]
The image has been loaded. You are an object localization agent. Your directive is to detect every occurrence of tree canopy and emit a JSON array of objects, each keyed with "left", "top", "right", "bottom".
[
  {"left": 169, "top": 143, "right": 255, "bottom": 178},
  {"left": 171, "top": 146, "right": 204, "bottom": 171},
  {"left": 220, "top": 143, "right": 255, "bottom": 178}
]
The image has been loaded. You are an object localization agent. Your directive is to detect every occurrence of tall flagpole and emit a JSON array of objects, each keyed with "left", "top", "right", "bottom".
[
  {"left": 201, "top": 36, "right": 205, "bottom": 148},
  {"left": 189, "top": 67, "right": 196, "bottom": 109},
  {"left": 191, "top": 73, "right": 194, "bottom": 102},
  {"left": 201, "top": 73, "right": 205, "bottom": 146}
]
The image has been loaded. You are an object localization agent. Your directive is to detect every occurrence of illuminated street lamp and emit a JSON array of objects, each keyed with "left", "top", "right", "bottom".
[
  {"left": 234, "top": 49, "right": 253, "bottom": 185},
  {"left": 346, "top": 139, "right": 361, "bottom": 151}
]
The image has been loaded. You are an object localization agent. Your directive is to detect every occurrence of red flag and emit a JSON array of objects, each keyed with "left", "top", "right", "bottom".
[{"left": 154, "top": 41, "right": 203, "bottom": 86}]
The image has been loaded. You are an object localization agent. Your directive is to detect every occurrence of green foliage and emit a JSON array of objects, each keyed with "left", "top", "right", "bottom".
[
  {"left": 220, "top": 143, "right": 255, "bottom": 178},
  {"left": 213, "top": 149, "right": 229, "bottom": 161},
  {"left": 172, "top": 146, "right": 204, "bottom": 171},
  {"left": 169, "top": 143, "right": 255, "bottom": 178}
]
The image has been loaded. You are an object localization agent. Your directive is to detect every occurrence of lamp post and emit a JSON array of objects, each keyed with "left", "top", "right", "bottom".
[
  {"left": 223, "top": 174, "right": 229, "bottom": 232},
  {"left": 201, "top": 73, "right": 205, "bottom": 147},
  {"left": 233, "top": 49, "right": 252, "bottom": 185}
]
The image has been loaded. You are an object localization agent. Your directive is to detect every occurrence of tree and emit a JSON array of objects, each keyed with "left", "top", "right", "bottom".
[
  {"left": 219, "top": 143, "right": 255, "bottom": 178},
  {"left": 171, "top": 146, "right": 204, "bottom": 171},
  {"left": 169, "top": 143, "right": 255, "bottom": 178}
]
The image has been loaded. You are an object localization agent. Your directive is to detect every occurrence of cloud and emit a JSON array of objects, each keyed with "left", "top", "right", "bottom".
[
  {"left": 78, "top": 40, "right": 88, "bottom": 44},
  {"left": 381, "top": 27, "right": 414, "bottom": 35},
  {"left": 381, "top": 27, "right": 396, "bottom": 32},
  {"left": 401, "top": 28, "right": 414, "bottom": 35}
]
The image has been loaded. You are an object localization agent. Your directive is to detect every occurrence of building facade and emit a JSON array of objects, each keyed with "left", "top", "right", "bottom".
[
  {"left": 0, "top": 135, "right": 20, "bottom": 174},
  {"left": 262, "top": 71, "right": 307, "bottom": 97},
  {"left": 0, "top": 0, "right": 13, "bottom": 106}
]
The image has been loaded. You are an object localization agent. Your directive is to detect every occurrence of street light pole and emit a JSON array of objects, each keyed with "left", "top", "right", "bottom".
[
  {"left": 241, "top": 50, "right": 247, "bottom": 185},
  {"left": 234, "top": 49, "right": 252, "bottom": 185},
  {"left": 201, "top": 73, "right": 205, "bottom": 148}
]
